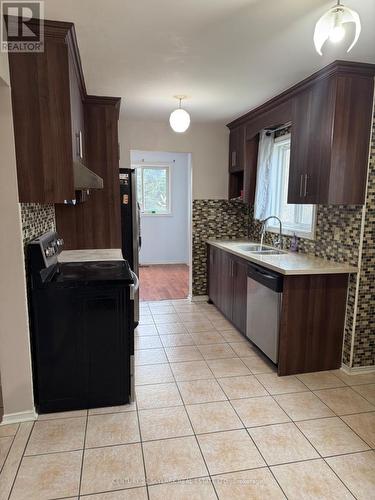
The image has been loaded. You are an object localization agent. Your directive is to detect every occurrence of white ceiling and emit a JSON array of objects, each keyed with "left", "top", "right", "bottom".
[{"left": 43, "top": 0, "right": 375, "bottom": 123}]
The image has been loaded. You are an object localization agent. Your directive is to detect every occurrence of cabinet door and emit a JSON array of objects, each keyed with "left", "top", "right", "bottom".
[
  {"left": 219, "top": 252, "right": 234, "bottom": 320},
  {"left": 69, "top": 54, "right": 85, "bottom": 163},
  {"left": 232, "top": 258, "right": 248, "bottom": 334},
  {"left": 208, "top": 245, "right": 220, "bottom": 307},
  {"left": 9, "top": 41, "right": 75, "bottom": 203},
  {"left": 229, "top": 126, "right": 245, "bottom": 173},
  {"left": 288, "top": 92, "right": 310, "bottom": 203},
  {"left": 328, "top": 74, "right": 374, "bottom": 204},
  {"left": 288, "top": 79, "right": 334, "bottom": 204},
  {"left": 243, "top": 134, "right": 259, "bottom": 205}
]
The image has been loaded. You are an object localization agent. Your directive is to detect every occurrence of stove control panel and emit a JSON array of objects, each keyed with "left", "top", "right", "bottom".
[
  {"left": 28, "top": 231, "right": 65, "bottom": 279},
  {"left": 44, "top": 246, "right": 56, "bottom": 257}
]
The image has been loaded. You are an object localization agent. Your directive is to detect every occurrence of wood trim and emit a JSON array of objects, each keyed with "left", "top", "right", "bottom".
[
  {"left": 227, "top": 60, "right": 375, "bottom": 130},
  {"left": 85, "top": 95, "right": 121, "bottom": 119}
]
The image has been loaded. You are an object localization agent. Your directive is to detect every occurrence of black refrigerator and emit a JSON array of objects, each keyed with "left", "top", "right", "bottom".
[{"left": 119, "top": 168, "right": 141, "bottom": 329}]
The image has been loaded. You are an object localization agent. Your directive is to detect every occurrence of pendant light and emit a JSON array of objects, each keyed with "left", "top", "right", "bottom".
[
  {"left": 169, "top": 96, "right": 190, "bottom": 133},
  {"left": 313, "top": 0, "right": 361, "bottom": 56}
]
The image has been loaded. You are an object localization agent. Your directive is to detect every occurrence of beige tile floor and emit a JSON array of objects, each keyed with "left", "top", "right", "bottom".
[{"left": 1, "top": 299, "right": 375, "bottom": 499}]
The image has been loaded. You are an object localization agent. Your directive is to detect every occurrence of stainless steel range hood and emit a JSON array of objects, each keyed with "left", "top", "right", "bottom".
[{"left": 73, "top": 160, "right": 103, "bottom": 190}]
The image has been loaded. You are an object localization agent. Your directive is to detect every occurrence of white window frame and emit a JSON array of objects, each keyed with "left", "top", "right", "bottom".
[
  {"left": 267, "top": 134, "right": 316, "bottom": 240},
  {"left": 133, "top": 163, "right": 172, "bottom": 216}
]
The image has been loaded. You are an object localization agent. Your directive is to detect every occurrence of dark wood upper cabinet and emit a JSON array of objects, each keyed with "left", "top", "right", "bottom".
[
  {"left": 288, "top": 71, "right": 374, "bottom": 204},
  {"left": 229, "top": 126, "right": 245, "bottom": 173},
  {"left": 7, "top": 19, "right": 86, "bottom": 203},
  {"left": 55, "top": 97, "right": 121, "bottom": 249},
  {"left": 228, "top": 61, "right": 375, "bottom": 206},
  {"left": 243, "top": 134, "right": 259, "bottom": 205},
  {"left": 228, "top": 128, "right": 259, "bottom": 204}
]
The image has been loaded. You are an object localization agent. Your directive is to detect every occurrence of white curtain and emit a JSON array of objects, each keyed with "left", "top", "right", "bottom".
[{"left": 254, "top": 130, "right": 274, "bottom": 221}]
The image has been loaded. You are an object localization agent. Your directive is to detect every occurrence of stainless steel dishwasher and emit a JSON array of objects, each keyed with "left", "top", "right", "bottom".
[{"left": 246, "top": 263, "right": 283, "bottom": 364}]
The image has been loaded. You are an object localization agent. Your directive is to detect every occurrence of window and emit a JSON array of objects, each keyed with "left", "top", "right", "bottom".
[
  {"left": 135, "top": 165, "right": 171, "bottom": 215},
  {"left": 258, "top": 134, "right": 316, "bottom": 239}
]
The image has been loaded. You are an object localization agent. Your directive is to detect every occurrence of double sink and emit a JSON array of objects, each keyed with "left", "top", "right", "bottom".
[{"left": 236, "top": 243, "right": 286, "bottom": 256}]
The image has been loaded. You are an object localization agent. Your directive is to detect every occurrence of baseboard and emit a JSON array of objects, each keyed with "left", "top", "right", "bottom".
[
  {"left": 1, "top": 409, "right": 37, "bottom": 425},
  {"left": 340, "top": 364, "right": 375, "bottom": 374},
  {"left": 140, "top": 262, "right": 189, "bottom": 266},
  {"left": 192, "top": 295, "right": 209, "bottom": 302}
]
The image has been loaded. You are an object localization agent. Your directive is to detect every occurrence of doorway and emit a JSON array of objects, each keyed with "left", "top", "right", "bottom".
[{"left": 130, "top": 150, "right": 192, "bottom": 301}]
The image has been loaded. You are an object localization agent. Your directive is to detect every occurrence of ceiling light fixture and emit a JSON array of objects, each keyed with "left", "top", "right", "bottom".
[
  {"left": 169, "top": 96, "right": 190, "bottom": 133},
  {"left": 313, "top": 0, "right": 361, "bottom": 56}
]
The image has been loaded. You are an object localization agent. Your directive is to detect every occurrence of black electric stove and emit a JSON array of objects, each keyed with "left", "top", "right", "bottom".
[{"left": 27, "top": 231, "right": 136, "bottom": 414}]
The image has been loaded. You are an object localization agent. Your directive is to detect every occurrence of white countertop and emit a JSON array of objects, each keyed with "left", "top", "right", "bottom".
[
  {"left": 207, "top": 240, "right": 358, "bottom": 276},
  {"left": 58, "top": 249, "right": 124, "bottom": 263}
]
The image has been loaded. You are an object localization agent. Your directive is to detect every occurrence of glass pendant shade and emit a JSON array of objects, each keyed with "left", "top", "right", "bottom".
[
  {"left": 169, "top": 97, "right": 191, "bottom": 133},
  {"left": 313, "top": 1, "right": 361, "bottom": 55}
]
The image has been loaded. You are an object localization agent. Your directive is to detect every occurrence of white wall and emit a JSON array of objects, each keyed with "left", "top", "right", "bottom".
[
  {"left": 0, "top": 73, "right": 35, "bottom": 422},
  {"left": 120, "top": 119, "right": 229, "bottom": 200},
  {"left": 131, "top": 151, "right": 190, "bottom": 265}
]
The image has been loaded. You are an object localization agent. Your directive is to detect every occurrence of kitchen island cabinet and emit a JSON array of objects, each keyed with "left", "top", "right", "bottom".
[{"left": 207, "top": 243, "right": 351, "bottom": 375}]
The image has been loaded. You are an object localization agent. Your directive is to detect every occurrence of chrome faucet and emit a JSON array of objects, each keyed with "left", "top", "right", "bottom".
[{"left": 260, "top": 216, "right": 283, "bottom": 249}]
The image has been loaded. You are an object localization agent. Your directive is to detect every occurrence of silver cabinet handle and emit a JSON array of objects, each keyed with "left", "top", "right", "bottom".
[
  {"left": 304, "top": 174, "right": 308, "bottom": 197},
  {"left": 76, "top": 131, "right": 83, "bottom": 159},
  {"left": 299, "top": 174, "right": 304, "bottom": 197},
  {"left": 231, "top": 151, "right": 236, "bottom": 168},
  {"left": 130, "top": 270, "right": 139, "bottom": 300},
  {"left": 79, "top": 131, "right": 83, "bottom": 159}
]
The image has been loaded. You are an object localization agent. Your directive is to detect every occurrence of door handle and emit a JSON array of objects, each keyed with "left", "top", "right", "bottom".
[
  {"left": 304, "top": 174, "right": 308, "bottom": 197},
  {"left": 130, "top": 271, "right": 139, "bottom": 300}
]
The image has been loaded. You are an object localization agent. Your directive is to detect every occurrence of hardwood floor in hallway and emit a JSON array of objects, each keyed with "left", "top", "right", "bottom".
[{"left": 139, "top": 264, "right": 189, "bottom": 301}]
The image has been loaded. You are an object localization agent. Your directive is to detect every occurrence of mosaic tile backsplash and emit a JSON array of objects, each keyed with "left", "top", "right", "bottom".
[
  {"left": 352, "top": 118, "right": 375, "bottom": 367},
  {"left": 20, "top": 203, "right": 56, "bottom": 245},
  {"left": 192, "top": 199, "right": 249, "bottom": 296}
]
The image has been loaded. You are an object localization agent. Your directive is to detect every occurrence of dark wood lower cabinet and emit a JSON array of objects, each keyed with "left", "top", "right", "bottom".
[
  {"left": 232, "top": 258, "right": 248, "bottom": 334},
  {"left": 278, "top": 274, "right": 348, "bottom": 376},
  {"left": 208, "top": 245, "right": 220, "bottom": 307},
  {"left": 207, "top": 245, "right": 248, "bottom": 335},
  {"left": 207, "top": 244, "right": 349, "bottom": 375}
]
